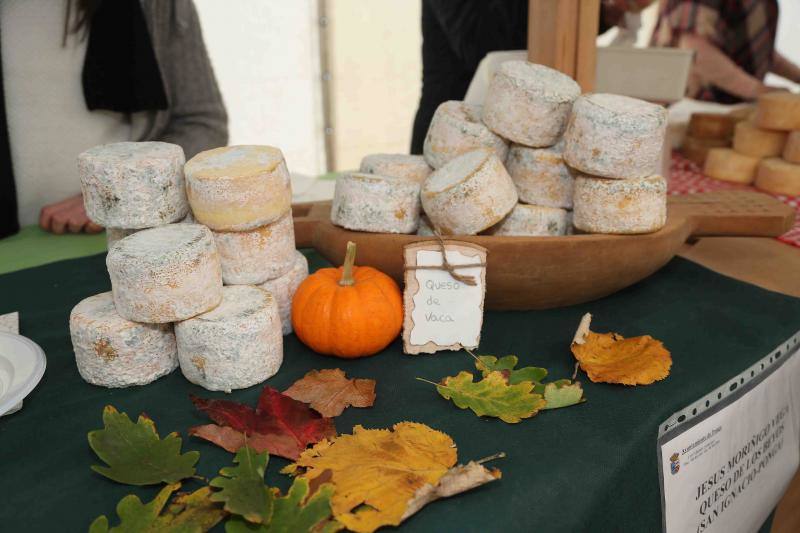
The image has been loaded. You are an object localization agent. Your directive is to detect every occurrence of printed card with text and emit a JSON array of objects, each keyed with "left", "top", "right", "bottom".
[{"left": 402, "top": 241, "right": 487, "bottom": 354}]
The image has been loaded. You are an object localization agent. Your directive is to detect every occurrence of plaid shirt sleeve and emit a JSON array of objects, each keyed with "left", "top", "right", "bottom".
[{"left": 653, "top": 0, "right": 723, "bottom": 47}]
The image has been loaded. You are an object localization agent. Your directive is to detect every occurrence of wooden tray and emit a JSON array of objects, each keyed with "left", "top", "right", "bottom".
[{"left": 310, "top": 191, "right": 795, "bottom": 310}]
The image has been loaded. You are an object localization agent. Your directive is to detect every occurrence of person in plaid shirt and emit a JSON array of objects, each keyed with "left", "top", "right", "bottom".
[{"left": 652, "top": 0, "right": 800, "bottom": 103}]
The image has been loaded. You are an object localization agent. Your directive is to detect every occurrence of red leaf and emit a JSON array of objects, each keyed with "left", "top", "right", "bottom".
[{"left": 189, "top": 387, "right": 336, "bottom": 460}]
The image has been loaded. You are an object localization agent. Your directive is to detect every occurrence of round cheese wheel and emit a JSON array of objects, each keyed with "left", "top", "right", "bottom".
[
  {"left": 213, "top": 211, "right": 296, "bottom": 285},
  {"left": 106, "top": 228, "right": 140, "bottom": 248},
  {"left": 564, "top": 93, "right": 667, "bottom": 179},
  {"left": 732, "top": 121, "right": 787, "bottom": 158},
  {"left": 573, "top": 174, "right": 667, "bottom": 234},
  {"left": 783, "top": 131, "right": 800, "bottom": 164},
  {"left": 417, "top": 215, "right": 435, "bottom": 236},
  {"left": 703, "top": 148, "right": 760, "bottom": 184},
  {"left": 185, "top": 145, "right": 292, "bottom": 231},
  {"left": 482, "top": 61, "right": 580, "bottom": 147},
  {"left": 755, "top": 92, "right": 800, "bottom": 131},
  {"left": 687, "top": 113, "right": 736, "bottom": 140},
  {"left": 359, "top": 153, "right": 432, "bottom": 183},
  {"left": 176, "top": 285, "right": 282, "bottom": 392},
  {"left": 78, "top": 141, "right": 187, "bottom": 229},
  {"left": 755, "top": 158, "right": 800, "bottom": 196},
  {"left": 107, "top": 223, "right": 223, "bottom": 323},
  {"left": 506, "top": 141, "right": 574, "bottom": 209},
  {"left": 679, "top": 136, "right": 730, "bottom": 166},
  {"left": 70, "top": 292, "right": 177, "bottom": 387},
  {"left": 423, "top": 101, "right": 508, "bottom": 169},
  {"left": 421, "top": 150, "right": 518, "bottom": 235},
  {"left": 259, "top": 251, "right": 309, "bottom": 335},
  {"left": 483, "top": 204, "right": 569, "bottom": 236},
  {"left": 331, "top": 173, "right": 421, "bottom": 234}
]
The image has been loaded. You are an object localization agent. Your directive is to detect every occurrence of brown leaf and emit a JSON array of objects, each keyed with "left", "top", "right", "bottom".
[
  {"left": 284, "top": 369, "right": 376, "bottom": 417},
  {"left": 570, "top": 313, "right": 672, "bottom": 385}
]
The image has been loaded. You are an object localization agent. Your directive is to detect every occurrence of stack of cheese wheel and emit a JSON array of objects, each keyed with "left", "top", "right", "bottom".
[
  {"left": 185, "top": 145, "right": 309, "bottom": 336},
  {"left": 704, "top": 93, "right": 799, "bottom": 187},
  {"left": 751, "top": 93, "right": 800, "bottom": 196},
  {"left": 563, "top": 93, "right": 668, "bottom": 234},
  {"left": 680, "top": 112, "right": 737, "bottom": 166},
  {"left": 78, "top": 141, "right": 188, "bottom": 247}
]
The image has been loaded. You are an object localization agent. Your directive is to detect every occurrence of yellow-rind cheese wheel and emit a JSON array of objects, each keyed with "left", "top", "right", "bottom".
[
  {"left": 755, "top": 92, "right": 800, "bottom": 131},
  {"left": 783, "top": 131, "right": 800, "bottom": 164},
  {"left": 703, "top": 148, "right": 760, "bottom": 184},
  {"left": 732, "top": 121, "right": 787, "bottom": 158},
  {"left": 688, "top": 113, "right": 736, "bottom": 140},
  {"left": 755, "top": 158, "right": 800, "bottom": 196}
]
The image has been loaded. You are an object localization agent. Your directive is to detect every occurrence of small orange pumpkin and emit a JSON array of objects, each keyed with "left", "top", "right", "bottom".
[{"left": 292, "top": 241, "right": 403, "bottom": 358}]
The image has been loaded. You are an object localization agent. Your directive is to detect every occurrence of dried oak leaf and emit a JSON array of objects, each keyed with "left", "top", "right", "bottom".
[
  {"left": 89, "top": 483, "right": 225, "bottom": 533},
  {"left": 282, "top": 422, "right": 499, "bottom": 533},
  {"left": 210, "top": 446, "right": 273, "bottom": 524},
  {"left": 284, "top": 369, "right": 376, "bottom": 417},
  {"left": 570, "top": 313, "right": 671, "bottom": 385},
  {"left": 88, "top": 405, "right": 199, "bottom": 485},
  {"left": 226, "top": 477, "right": 341, "bottom": 533},
  {"left": 189, "top": 387, "right": 336, "bottom": 460},
  {"left": 435, "top": 371, "right": 546, "bottom": 423}
]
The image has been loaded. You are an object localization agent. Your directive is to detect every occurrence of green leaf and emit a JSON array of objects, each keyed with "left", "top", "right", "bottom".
[
  {"left": 536, "top": 379, "right": 585, "bottom": 410},
  {"left": 225, "top": 478, "right": 341, "bottom": 533},
  {"left": 475, "top": 355, "right": 548, "bottom": 385},
  {"left": 89, "top": 483, "right": 226, "bottom": 533},
  {"left": 210, "top": 446, "right": 273, "bottom": 524},
  {"left": 88, "top": 405, "right": 199, "bottom": 485},
  {"left": 436, "top": 371, "right": 546, "bottom": 423}
]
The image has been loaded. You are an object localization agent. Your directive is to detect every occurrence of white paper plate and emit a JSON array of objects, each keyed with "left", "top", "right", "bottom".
[{"left": 0, "top": 331, "right": 46, "bottom": 416}]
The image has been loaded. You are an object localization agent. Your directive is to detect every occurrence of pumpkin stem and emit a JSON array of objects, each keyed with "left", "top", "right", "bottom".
[{"left": 339, "top": 241, "right": 357, "bottom": 286}]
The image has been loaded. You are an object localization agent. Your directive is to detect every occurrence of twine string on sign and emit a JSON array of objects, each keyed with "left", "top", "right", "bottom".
[{"left": 404, "top": 232, "right": 485, "bottom": 286}]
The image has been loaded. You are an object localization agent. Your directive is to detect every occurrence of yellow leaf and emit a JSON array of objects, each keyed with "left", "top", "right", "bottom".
[
  {"left": 286, "top": 422, "right": 458, "bottom": 533},
  {"left": 570, "top": 313, "right": 671, "bottom": 385}
]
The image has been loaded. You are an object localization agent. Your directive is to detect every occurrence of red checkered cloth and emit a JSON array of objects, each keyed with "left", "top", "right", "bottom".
[{"left": 668, "top": 152, "right": 800, "bottom": 248}]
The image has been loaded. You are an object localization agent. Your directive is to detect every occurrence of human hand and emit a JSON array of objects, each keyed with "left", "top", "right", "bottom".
[{"left": 39, "top": 194, "right": 104, "bottom": 234}]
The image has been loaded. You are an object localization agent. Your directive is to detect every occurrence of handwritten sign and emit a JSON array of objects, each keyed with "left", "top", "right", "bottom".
[{"left": 402, "top": 241, "right": 487, "bottom": 354}]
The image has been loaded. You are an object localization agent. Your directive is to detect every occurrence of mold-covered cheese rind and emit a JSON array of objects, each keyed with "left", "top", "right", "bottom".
[
  {"left": 331, "top": 173, "right": 421, "bottom": 234},
  {"left": 563, "top": 93, "right": 667, "bottom": 179},
  {"left": 259, "top": 251, "right": 309, "bottom": 335},
  {"left": 421, "top": 150, "right": 518, "bottom": 235},
  {"left": 175, "top": 285, "right": 282, "bottom": 392},
  {"left": 359, "top": 153, "right": 432, "bottom": 183},
  {"left": 506, "top": 142, "right": 574, "bottom": 209},
  {"left": 106, "top": 223, "right": 223, "bottom": 323},
  {"left": 185, "top": 145, "right": 292, "bottom": 231},
  {"left": 482, "top": 61, "right": 580, "bottom": 147},
  {"left": 483, "top": 204, "right": 570, "bottom": 236},
  {"left": 573, "top": 174, "right": 667, "bottom": 234},
  {"left": 213, "top": 211, "right": 296, "bottom": 285},
  {"left": 106, "top": 228, "right": 140, "bottom": 248},
  {"left": 423, "top": 101, "right": 509, "bottom": 169},
  {"left": 78, "top": 141, "right": 187, "bottom": 228},
  {"left": 70, "top": 292, "right": 177, "bottom": 387}
]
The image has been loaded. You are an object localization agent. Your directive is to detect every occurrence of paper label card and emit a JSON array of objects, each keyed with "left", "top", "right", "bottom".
[{"left": 402, "top": 240, "right": 487, "bottom": 355}]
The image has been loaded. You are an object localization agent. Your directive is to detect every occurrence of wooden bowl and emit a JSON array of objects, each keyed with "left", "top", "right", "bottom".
[{"left": 311, "top": 192, "right": 795, "bottom": 310}]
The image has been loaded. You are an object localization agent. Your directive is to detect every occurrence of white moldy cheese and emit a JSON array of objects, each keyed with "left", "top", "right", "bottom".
[
  {"left": 70, "top": 292, "right": 177, "bottom": 387},
  {"left": 573, "top": 174, "right": 667, "bottom": 234},
  {"left": 482, "top": 61, "right": 580, "bottom": 147},
  {"left": 185, "top": 145, "right": 292, "bottom": 231},
  {"left": 564, "top": 93, "right": 667, "bottom": 179},
  {"left": 106, "top": 228, "right": 140, "bottom": 248},
  {"left": 417, "top": 215, "right": 436, "bottom": 236},
  {"left": 421, "top": 150, "right": 518, "bottom": 235},
  {"left": 259, "top": 251, "right": 309, "bottom": 335},
  {"left": 78, "top": 141, "right": 187, "bottom": 229},
  {"left": 484, "top": 204, "right": 570, "bottom": 236},
  {"left": 213, "top": 211, "right": 296, "bottom": 285},
  {"left": 423, "top": 101, "right": 508, "bottom": 169},
  {"left": 331, "top": 173, "right": 421, "bottom": 233},
  {"left": 106, "top": 224, "right": 223, "bottom": 323},
  {"left": 506, "top": 141, "right": 574, "bottom": 209},
  {"left": 176, "top": 285, "right": 282, "bottom": 392},
  {"left": 359, "top": 153, "right": 432, "bottom": 183}
]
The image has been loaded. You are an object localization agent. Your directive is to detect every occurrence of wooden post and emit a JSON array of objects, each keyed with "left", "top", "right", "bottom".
[{"left": 527, "top": 0, "right": 600, "bottom": 92}]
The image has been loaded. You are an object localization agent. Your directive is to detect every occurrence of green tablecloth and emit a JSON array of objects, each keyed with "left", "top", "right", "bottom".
[{"left": 1, "top": 251, "right": 798, "bottom": 532}]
